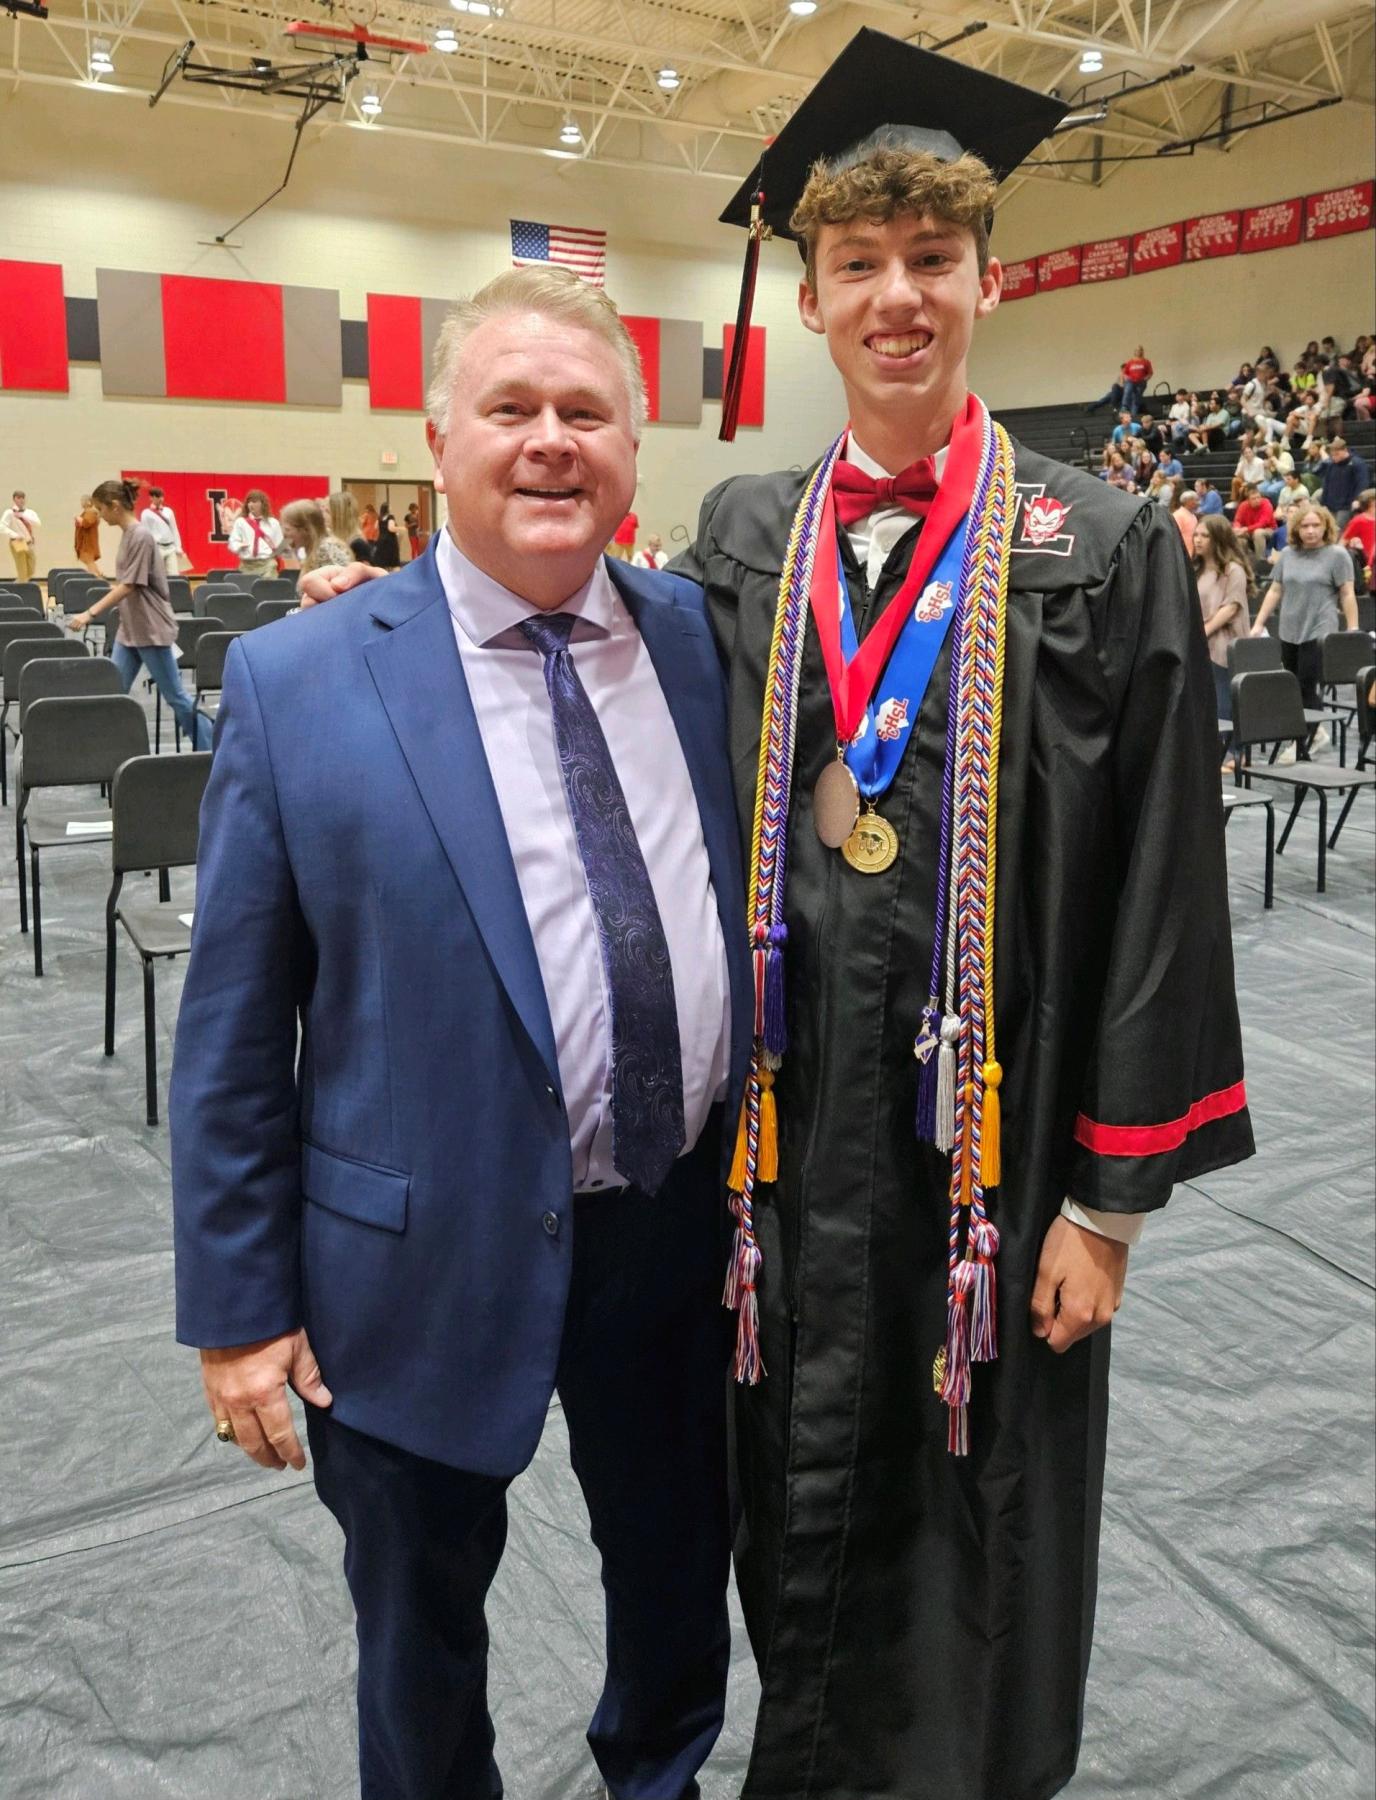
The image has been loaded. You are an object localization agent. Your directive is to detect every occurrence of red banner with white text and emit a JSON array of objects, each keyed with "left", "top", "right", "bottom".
[
  {"left": 1080, "top": 237, "right": 1131, "bottom": 283},
  {"left": 1304, "top": 181, "right": 1374, "bottom": 240},
  {"left": 1240, "top": 199, "right": 1303, "bottom": 253},
  {"left": 1001, "top": 259, "right": 1037, "bottom": 301},
  {"left": 1036, "top": 247, "right": 1081, "bottom": 292},
  {"left": 1185, "top": 212, "right": 1241, "bottom": 261},
  {"left": 1131, "top": 223, "right": 1184, "bottom": 274}
]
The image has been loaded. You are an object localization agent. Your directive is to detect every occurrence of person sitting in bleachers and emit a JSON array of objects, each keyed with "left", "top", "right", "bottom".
[
  {"left": 1233, "top": 484, "right": 1277, "bottom": 563},
  {"left": 1167, "top": 390, "right": 1197, "bottom": 447},
  {"left": 1187, "top": 392, "right": 1230, "bottom": 455},
  {"left": 1339, "top": 489, "right": 1375, "bottom": 593},
  {"left": 1275, "top": 471, "right": 1310, "bottom": 518},
  {"left": 1101, "top": 449, "right": 1135, "bottom": 492},
  {"left": 1194, "top": 479, "right": 1224, "bottom": 516},
  {"left": 1230, "top": 434, "right": 1267, "bottom": 503}
]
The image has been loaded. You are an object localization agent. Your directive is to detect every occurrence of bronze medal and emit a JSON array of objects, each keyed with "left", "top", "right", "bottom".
[
  {"left": 842, "top": 807, "right": 899, "bottom": 875},
  {"left": 813, "top": 757, "right": 861, "bottom": 849}
]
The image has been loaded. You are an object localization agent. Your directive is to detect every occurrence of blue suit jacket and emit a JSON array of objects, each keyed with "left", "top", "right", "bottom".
[{"left": 169, "top": 547, "right": 751, "bottom": 1477}]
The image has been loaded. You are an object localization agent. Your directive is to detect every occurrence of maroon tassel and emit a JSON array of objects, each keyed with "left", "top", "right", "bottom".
[
  {"left": 970, "top": 1218, "right": 1000, "bottom": 1363},
  {"left": 720, "top": 190, "right": 766, "bottom": 443}
]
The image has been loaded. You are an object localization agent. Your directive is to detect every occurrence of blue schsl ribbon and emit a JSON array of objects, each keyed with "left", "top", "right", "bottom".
[{"left": 838, "top": 508, "right": 972, "bottom": 801}]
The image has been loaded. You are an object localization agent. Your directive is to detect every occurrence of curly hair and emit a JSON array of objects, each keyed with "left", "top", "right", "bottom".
[{"left": 790, "top": 147, "right": 997, "bottom": 289}]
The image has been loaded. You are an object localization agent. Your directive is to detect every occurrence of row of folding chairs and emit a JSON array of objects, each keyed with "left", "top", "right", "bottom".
[
  {"left": 12, "top": 686, "right": 212, "bottom": 1123},
  {"left": 1227, "top": 666, "right": 1375, "bottom": 895}
]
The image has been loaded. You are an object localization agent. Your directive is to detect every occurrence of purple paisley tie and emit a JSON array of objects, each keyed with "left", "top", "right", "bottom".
[{"left": 519, "top": 612, "right": 686, "bottom": 1194}]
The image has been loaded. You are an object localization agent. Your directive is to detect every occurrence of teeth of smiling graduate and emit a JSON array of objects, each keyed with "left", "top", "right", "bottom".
[
  {"left": 516, "top": 487, "right": 583, "bottom": 500},
  {"left": 867, "top": 331, "right": 933, "bottom": 357}
]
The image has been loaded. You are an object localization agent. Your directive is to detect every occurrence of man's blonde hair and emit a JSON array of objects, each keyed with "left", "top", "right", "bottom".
[
  {"left": 790, "top": 148, "right": 997, "bottom": 290},
  {"left": 425, "top": 266, "right": 647, "bottom": 438}
]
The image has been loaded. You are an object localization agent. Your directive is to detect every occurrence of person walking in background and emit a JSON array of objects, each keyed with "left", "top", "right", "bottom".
[
  {"left": 372, "top": 505, "right": 401, "bottom": 570},
  {"left": 227, "top": 490, "right": 283, "bottom": 578},
  {"left": 403, "top": 502, "right": 423, "bottom": 560},
  {"left": 74, "top": 494, "right": 103, "bottom": 576},
  {"left": 141, "top": 486, "right": 185, "bottom": 579},
  {"left": 328, "top": 490, "right": 374, "bottom": 568},
  {"left": 1193, "top": 515, "right": 1252, "bottom": 767},
  {"left": 359, "top": 504, "right": 380, "bottom": 549},
  {"left": 633, "top": 532, "right": 668, "bottom": 570},
  {"left": 608, "top": 508, "right": 638, "bottom": 561},
  {"left": 1086, "top": 344, "right": 1152, "bottom": 416},
  {"left": 1, "top": 491, "right": 40, "bottom": 582},
  {"left": 1252, "top": 502, "right": 1357, "bottom": 752},
  {"left": 280, "top": 499, "right": 353, "bottom": 589},
  {"left": 64, "top": 479, "right": 212, "bottom": 750},
  {"left": 1317, "top": 438, "right": 1371, "bottom": 529}
]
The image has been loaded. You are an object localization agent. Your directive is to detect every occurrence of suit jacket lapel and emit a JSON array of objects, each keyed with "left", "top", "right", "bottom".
[
  {"left": 608, "top": 559, "right": 752, "bottom": 1112},
  {"left": 363, "top": 554, "right": 560, "bottom": 1091}
]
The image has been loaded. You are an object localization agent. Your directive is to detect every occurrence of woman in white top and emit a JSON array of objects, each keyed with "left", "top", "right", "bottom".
[{"left": 226, "top": 489, "right": 284, "bottom": 578}]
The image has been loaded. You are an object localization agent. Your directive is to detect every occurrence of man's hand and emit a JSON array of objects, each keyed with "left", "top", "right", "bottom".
[
  {"left": 199, "top": 1328, "right": 333, "bottom": 1471},
  {"left": 1030, "top": 1216, "right": 1128, "bottom": 1354},
  {"left": 297, "top": 560, "right": 384, "bottom": 608}
]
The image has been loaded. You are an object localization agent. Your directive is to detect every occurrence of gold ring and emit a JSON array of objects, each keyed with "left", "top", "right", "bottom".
[{"left": 215, "top": 1418, "right": 236, "bottom": 1444}]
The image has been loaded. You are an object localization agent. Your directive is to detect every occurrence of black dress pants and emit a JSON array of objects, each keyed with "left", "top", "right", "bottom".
[{"left": 308, "top": 1129, "right": 732, "bottom": 1800}]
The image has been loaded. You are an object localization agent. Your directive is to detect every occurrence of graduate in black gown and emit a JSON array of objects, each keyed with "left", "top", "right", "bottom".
[{"left": 676, "top": 33, "right": 1255, "bottom": 1800}]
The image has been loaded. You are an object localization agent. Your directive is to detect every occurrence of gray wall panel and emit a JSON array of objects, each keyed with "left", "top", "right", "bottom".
[{"left": 96, "top": 269, "right": 165, "bottom": 398}]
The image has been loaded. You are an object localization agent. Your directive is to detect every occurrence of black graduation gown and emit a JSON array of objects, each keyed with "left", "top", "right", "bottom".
[{"left": 676, "top": 442, "right": 1255, "bottom": 1800}]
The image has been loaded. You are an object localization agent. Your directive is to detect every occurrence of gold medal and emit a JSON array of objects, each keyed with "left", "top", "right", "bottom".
[
  {"left": 813, "top": 756, "right": 860, "bottom": 849},
  {"left": 932, "top": 1345, "right": 947, "bottom": 1396},
  {"left": 842, "top": 806, "right": 899, "bottom": 875}
]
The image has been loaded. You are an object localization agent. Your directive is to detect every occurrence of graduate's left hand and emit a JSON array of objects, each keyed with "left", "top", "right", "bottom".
[{"left": 1030, "top": 1217, "right": 1128, "bottom": 1354}]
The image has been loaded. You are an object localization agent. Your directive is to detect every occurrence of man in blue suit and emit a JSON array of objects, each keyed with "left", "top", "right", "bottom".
[{"left": 170, "top": 266, "right": 751, "bottom": 1800}]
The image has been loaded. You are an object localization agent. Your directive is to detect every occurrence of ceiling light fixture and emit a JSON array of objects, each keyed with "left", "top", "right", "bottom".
[
  {"left": 89, "top": 36, "right": 114, "bottom": 75},
  {"left": 360, "top": 84, "right": 383, "bottom": 117},
  {"left": 451, "top": 0, "right": 502, "bottom": 14},
  {"left": 559, "top": 118, "right": 582, "bottom": 146},
  {"left": 788, "top": 1, "right": 818, "bottom": 15},
  {"left": 434, "top": 23, "right": 459, "bottom": 52},
  {"left": 657, "top": 67, "right": 680, "bottom": 91},
  {"left": 1078, "top": 48, "right": 1104, "bottom": 73}
]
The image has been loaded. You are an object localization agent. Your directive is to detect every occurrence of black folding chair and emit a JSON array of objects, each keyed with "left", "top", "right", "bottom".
[
  {"left": 0, "top": 626, "right": 63, "bottom": 804},
  {"left": 16, "top": 695, "right": 149, "bottom": 975},
  {"left": 166, "top": 617, "right": 225, "bottom": 750},
  {"left": 1220, "top": 788, "right": 1275, "bottom": 909},
  {"left": 255, "top": 598, "right": 296, "bottom": 626},
  {"left": 1355, "top": 666, "right": 1374, "bottom": 771},
  {"left": 19, "top": 654, "right": 124, "bottom": 727},
  {"left": 1231, "top": 670, "right": 1376, "bottom": 891},
  {"left": 193, "top": 584, "right": 241, "bottom": 618},
  {"left": 1321, "top": 631, "right": 1375, "bottom": 761},
  {"left": 2, "top": 635, "right": 89, "bottom": 805},
  {"left": 105, "top": 752, "right": 212, "bottom": 1124},
  {"left": 194, "top": 590, "right": 260, "bottom": 633},
  {"left": 0, "top": 580, "right": 43, "bottom": 612},
  {"left": 1357, "top": 594, "right": 1375, "bottom": 635},
  {"left": 0, "top": 595, "right": 45, "bottom": 618},
  {"left": 252, "top": 576, "right": 297, "bottom": 601},
  {"left": 167, "top": 577, "right": 193, "bottom": 615},
  {"left": 193, "top": 631, "right": 243, "bottom": 717}
]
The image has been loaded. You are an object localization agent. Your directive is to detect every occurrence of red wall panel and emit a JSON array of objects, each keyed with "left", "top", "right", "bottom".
[
  {"left": 621, "top": 316, "right": 662, "bottom": 423},
  {"left": 367, "top": 294, "right": 424, "bottom": 410},
  {"left": 0, "top": 260, "right": 69, "bottom": 392},
  {"left": 161, "top": 276, "right": 286, "bottom": 403},
  {"left": 722, "top": 324, "right": 765, "bottom": 429}
]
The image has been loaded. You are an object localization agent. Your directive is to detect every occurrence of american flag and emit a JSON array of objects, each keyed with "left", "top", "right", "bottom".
[{"left": 510, "top": 219, "right": 607, "bottom": 287}]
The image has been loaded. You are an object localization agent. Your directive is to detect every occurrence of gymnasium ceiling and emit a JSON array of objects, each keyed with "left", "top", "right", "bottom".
[{"left": 4, "top": 0, "right": 1374, "bottom": 198}]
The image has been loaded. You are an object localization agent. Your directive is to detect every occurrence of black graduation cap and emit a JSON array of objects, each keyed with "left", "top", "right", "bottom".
[{"left": 717, "top": 27, "right": 1067, "bottom": 438}]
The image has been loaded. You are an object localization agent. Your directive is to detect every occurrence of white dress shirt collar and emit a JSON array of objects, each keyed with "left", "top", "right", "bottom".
[
  {"left": 840, "top": 436, "right": 951, "bottom": 590},
  {"left": 436, "top": 527, "right": 614, "bottom": 650}
]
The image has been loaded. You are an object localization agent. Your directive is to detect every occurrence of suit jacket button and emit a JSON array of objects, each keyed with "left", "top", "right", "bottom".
[{"left": 542, "top": 1211, "right": 560, "bottom": 1236}]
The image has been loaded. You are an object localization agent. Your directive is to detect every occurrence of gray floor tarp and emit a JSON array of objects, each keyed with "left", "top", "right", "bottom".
[{"left": 2, "top": 696, "right": 1372, "bottom": 1799}]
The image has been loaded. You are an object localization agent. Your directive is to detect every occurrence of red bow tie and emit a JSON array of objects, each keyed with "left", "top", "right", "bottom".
[{"left": 832, "top": 457, "right": 938, "bottom": 529}]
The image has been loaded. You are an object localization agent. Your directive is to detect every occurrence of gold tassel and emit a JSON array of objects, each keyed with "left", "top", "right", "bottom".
[
  {"left": 728, "top": 1089, "right": 751, "bottom": 1192},
  {"left": 757, "top": 1070, "right": 778, "bottom": 1182},
  {"left": 980, "top": 1060, "right": 1003, "bottom": 1188}
]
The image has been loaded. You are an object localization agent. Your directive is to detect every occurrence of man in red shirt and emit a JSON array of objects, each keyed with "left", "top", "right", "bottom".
[
  {"left": 1340, "top": 487, "right": 1375, "bottom": 594},
  {"left": 608, "top": 509, "right": 639, "bottom": 561},
  {"left": 1087, "top": 345, "right": 1153, "bottom": 416},
  {"left": 1233, "top": 483, "right": 1277, "bottom": 562}
]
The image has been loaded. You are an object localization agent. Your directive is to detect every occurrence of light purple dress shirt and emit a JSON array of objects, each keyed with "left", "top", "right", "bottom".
[{"left": 437, "top": 528, "right": 731, "bottom": 1192}]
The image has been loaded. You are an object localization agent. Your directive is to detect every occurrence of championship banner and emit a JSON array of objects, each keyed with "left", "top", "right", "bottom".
[
  {"left": 0, "top": 260, "right": 69, "bottom": 392},
  {"left": 1000, "top": 259, "right": 1037, "bottom": 301},
  {"left": 1131, "top": 223, "right": 1184, "bottom": 273},
  {"left": 1036, "top": 246, "right": 1081, "bottom": 292},
  {"left": 121, "top": 470, "right": 330, "bottom": 573},
  {"left": 1240, "top": 199, "right": 1303, "bottom": 254},
  {"left": 1080, "top": 237, "right": 1131, "bottom": 284},
  {"left": 1304, "top": 181, "right": 1374, "bottom": 241},
  {"left": 1184, "top": 212, "right": 1241, "bottom": 261}
]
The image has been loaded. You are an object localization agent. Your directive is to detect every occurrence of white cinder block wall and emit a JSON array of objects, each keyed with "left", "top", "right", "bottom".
[{"left": 0, "top": 81, "right": 1370, "bottom": 563}]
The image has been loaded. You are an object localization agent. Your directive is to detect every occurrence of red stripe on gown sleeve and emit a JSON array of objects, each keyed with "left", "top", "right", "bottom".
[{"left": 1073, "top": 1080, "right": 1248, "bottom": 1158}]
